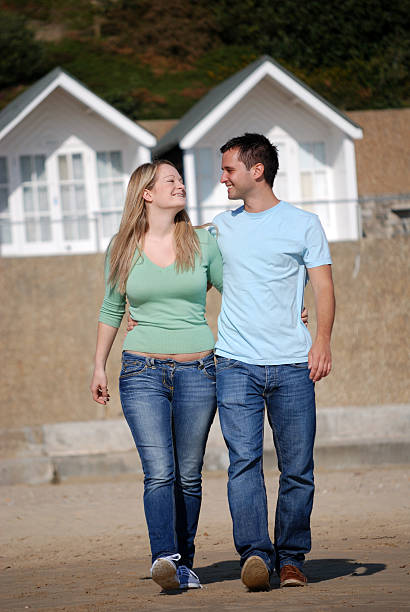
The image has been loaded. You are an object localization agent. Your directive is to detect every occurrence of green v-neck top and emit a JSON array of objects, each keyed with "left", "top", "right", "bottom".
[{"left": 99, "top": 228, "right": 223, "bottom": 353}]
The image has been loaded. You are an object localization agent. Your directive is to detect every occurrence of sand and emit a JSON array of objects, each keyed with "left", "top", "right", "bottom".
[{"left": 1, "top": 466, "right": 409, "bottom": 611}]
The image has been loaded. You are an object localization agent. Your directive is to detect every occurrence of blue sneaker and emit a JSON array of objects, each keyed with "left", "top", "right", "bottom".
[
  {"left": 177, "top": 565, "right": 202, "bottom": 589},
  {"left": 151, "top": 553, "right": 181, "bottom": 590}
]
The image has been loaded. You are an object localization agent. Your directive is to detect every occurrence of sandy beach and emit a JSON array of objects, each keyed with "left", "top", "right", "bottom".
[{"left": 1, "top": 465, "right": 409, "bottom": 611}]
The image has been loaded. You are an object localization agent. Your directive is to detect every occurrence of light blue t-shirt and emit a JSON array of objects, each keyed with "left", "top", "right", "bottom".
[{"left": 212, "top": 201, "right": 332, "bottom": 365}]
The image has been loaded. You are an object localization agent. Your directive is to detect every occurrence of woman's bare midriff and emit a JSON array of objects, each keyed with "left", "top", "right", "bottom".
[{"left": 125, "top": 349, "right": 213, "bottom": 362}]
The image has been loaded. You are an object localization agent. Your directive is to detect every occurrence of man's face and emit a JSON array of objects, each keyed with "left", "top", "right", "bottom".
[{"left": 220, "top": 148, "right": 253, "bottom": 200}]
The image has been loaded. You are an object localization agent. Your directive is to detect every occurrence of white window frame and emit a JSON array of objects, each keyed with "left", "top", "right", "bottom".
[
  {"left": 95, "top": 150, "right": 126, "bottom": 239},
  {"left": 19, "top": 154, "right": 52, "bottom": 244},
  {"left": 57, "top": 152, "right": 90, "bottom": 242},
  {"left": 299, "top": 141, "right": 330, "bottom": 204},
  {"left": 273, "top": 141, "right": 290, "bottom": 201},
  {"left": 0, "top": 156, "right": 11, "bottom": 245}
]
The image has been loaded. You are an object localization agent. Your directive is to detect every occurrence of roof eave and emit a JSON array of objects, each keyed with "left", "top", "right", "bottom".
[
  {"left": 180, "top": 60, "right": 363, "bottom": 149},
  {"left": 0, "top": 69, "right": 156, "bottom": 147},
  {"left": 156, "top": 57, "right": 363, "bottom": 153}
]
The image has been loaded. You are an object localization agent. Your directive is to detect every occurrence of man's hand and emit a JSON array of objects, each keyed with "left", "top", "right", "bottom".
[
  {"left": 301, "top": 306, "right": 308, "bottom": 326},
  {"left": 126, "top": 312, "right": 138, "bottom": 332},
  {"left": 308, "top": 337, "right": 332, "bottom": 382},
  {"left": 307, "top": 265, "right": 335, "bottom": 382}
]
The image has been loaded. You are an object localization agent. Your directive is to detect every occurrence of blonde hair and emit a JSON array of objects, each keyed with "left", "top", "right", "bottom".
[{"left": 108, "top": 160, "right": 200, "bottom": 294}]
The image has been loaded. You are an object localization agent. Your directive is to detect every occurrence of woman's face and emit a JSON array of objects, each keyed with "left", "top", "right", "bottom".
[{"left": 145, "top": 164, "right": 186, "bottom": 212}]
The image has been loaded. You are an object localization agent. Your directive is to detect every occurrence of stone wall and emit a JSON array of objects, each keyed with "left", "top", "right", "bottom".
[
  {"left": 0, "top": 235, "right": 409, "bottom": 429},
  {"left": 360, "top": 196, "right": 410, "bottom": 238}
]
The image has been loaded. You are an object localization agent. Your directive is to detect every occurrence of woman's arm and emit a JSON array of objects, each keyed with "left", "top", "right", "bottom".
[
  {"left": 207, "top": 231, "right": 223, "bottom": 293},
  {"left": 91, "top": 248, "right": 126, "bottom": 404},
  {"left": 90, "top": 322, "right": 119, "bottom": 404}
]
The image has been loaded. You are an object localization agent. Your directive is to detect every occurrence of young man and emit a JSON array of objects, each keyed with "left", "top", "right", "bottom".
[{"left": 213, "top": 133, "right": 335, "bottom": 590}]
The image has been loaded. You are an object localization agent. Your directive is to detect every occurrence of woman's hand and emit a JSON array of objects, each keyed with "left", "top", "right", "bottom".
[
  {"left": 90, "top": 368, "right": 110, "bottom": 405},
  {"left": 301, "top": 307, "right": 309, "bottom": 327},
  {"left": 127, "top": 312, "right": 138, "bottom": 332}
]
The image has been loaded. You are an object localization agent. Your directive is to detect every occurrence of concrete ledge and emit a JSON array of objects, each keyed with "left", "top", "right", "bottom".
[
  {"left": 1, "top": 404, "right": 409, "bottom": 485},
  {"left": 43, "top": 419, "right": 134, "bottom": 456},
  {"left": 0, "top": 456, "right": 54, "bottom": 486},
  {"left": 53, "top": 452, "right": 141, "bottom": 481}
]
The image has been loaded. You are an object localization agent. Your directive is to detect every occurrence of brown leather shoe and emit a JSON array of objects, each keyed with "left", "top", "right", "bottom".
[
  {"left": 241, "top": 556, "right": 271, "bottom": 591},
  {"left": 280, "top": 564, "right": 307, "bottom": 587}
]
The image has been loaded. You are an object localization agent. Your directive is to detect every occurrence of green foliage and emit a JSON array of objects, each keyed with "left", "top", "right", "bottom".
[
  {"left": 0, "top": 12, "right": 45, "bottom": 87},
  {"left": 0, "top": 0, "right": 409, "bottom": 115}
]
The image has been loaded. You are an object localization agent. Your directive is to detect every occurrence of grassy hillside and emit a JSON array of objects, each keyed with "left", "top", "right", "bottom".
[{"left": 0, "top": 0, "right": 409, "bottom": 118}]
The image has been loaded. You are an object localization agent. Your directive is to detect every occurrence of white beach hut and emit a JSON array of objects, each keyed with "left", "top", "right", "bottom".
[
  {"left": 155, "top": 55, "right": 363, "bottom": 241},
  {"left": 0, "top": 68, "right": 156, "bottom": 256}
]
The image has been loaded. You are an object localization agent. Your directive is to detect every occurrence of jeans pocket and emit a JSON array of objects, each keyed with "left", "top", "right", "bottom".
[
  {"left": 215, "top": 356, "right": 240, "bottom": 371},
  {"left": 200, "top": 362, "right": 216, "bottom": 380},
  {"left": 120, "top": 360, "right": 147, "bottom": 378}
]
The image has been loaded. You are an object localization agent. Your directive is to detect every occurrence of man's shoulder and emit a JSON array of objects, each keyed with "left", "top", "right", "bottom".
[
  {"left": 212, "top": 205, "right": 244, "bottom": 224},
  {"left": 279, "top": 201, "right": 320, "bottom": 226}
]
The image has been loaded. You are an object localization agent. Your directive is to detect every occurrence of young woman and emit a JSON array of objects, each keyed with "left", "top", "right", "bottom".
[{"left": 90, "top": 160, "right": 223, "bottom": 592}]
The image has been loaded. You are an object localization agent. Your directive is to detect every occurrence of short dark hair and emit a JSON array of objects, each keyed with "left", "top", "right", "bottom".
[{"left": 220, "top": 133, "right": 279, "bottom": 187}]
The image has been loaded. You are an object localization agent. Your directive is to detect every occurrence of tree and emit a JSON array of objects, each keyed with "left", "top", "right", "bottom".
[{"left": 0, "top": 12, "right": 45, "bottom": 87}]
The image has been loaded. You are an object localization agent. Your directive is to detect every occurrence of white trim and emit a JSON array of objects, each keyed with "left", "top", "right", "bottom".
[
  {"left": 183, "top": 149, "right": 199, "bottom": 225},
  {"left": 180, "top": 61, "right": 363, "bottom": 149},
  {"left": 0, "top": 73, "right": 156, "bottom": 148}
]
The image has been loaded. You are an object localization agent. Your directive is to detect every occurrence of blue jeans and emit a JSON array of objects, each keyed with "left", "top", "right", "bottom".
[
  {"left": 216, "top": 356, "right": 316, "bottom": 573},
  {"left": 119, "top": 351, "right": 216, "bottom": 568}
]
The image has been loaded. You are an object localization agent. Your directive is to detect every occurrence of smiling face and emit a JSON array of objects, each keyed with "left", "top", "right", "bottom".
[
  {"left": 220, "top": 148, "right": 255, "bottom": 201},
  {"left": 144, "top": 163, "right": 186, "bottom": 212}
]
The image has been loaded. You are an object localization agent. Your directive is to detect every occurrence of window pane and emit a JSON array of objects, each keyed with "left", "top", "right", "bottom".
[
  {"left": 0, "top": 157, "right": 8, "bottom": 184},
  {"left": 110, "top": 151, "right": 123, "bottom": 177},
  {"left": 274, "top": 172, "right": 288, "bottom": 200},
  {"left": 38, "top": 186, "right": 49, "bottom": 211},
  {"left": 299, "top": 144, "right": 313, "bottom": 170},
  {"left": 99, "top": 182, "right": 111, "bottom": 209},
  {"left": 315, "top": 171, "right": 328, "bottom": 198},
  {"left": 35, "top": 155, "right": 46, "bottom": 181},
  {"left": 96, "top": 152, "right": 108, "bottom": 178},
  {"left": 300, "top": 172, "right": 313, "bottom": 199},
  {"left": 74, "top": 184, "right": 86, "bottom": 211},
  {"left": 25, "top": 218, "right": 37, "bottom": 242},
  {"left": 0, "top": 219, "right": 11, "bottom": 244},
  {"left": 23, "top": 186, "right": 34, "bottom": 212},
  {"left": 72, "top": 154, "right": 84, "bottom": 180},
  {"left": 60, "top": 185, "right": 71, "bottom": 212},
  {"left": 20, "top": 156, "right": 32, "bottom": 182},
  {"left": 40, "top": 216, "right": 52, "bottom": 242},
  {"left": 313, "top": 143, "right": 326, "bottom": 166},
  {"left": 78, "top": 216, "right": 89, "bottom": 240},
  {"left": 58, "top": 155, "right": 69, "bottom": 181},
  {"left": 63, "top": 217, "right": 75, "bottom": 241},
  {"left": 0, "top": 187, "right": 8, "bottom": 213},
  {"left": 101, "top": 213, "right": 113, "bottom": 237},
  {"left": 113, "top": 182, "right": 124, "bottom": 208}
]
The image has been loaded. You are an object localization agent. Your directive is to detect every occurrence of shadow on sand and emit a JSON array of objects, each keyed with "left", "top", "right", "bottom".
[{"left": 196, "top": 558, "right": 386, "bottom": 588}]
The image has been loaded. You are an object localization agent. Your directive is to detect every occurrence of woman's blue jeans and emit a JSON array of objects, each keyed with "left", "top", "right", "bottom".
[
  {"left": 119, "top": 351, "right": 216, "bottom": 569},
  {"left": 216, "top": 356, "right": 316, "bottom": 573}
]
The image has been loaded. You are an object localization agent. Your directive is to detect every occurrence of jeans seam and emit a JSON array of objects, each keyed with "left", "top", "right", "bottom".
[
  {"left": 119, "top": 365, "right": 147, "bottom": 379},
  {"left": 272, "top": 422, "right": 283, "bottom": 543}
]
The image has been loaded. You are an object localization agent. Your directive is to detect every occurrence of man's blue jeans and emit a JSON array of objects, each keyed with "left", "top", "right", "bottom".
[
  {"left": 216, "top": 356, "right": 316, "bottom": 573},
  {"left": 119, "top": 351, "right": 216, "bottom": 568}
]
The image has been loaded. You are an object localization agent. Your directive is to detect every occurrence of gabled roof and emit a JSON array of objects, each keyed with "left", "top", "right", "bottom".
[
  {"left": 155, "top": 55, "right": 362, "bottom": 154},
  {"left": 0, "top": 67, "right": 156, "bottom": 147}
]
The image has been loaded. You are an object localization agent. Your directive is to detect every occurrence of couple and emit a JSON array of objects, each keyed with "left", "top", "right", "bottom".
[{"left": 90, "top": 133, "right": 335, "bottom": 592}]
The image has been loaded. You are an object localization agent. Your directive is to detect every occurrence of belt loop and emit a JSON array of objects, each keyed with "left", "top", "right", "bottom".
[
  {"left": 149, "top": 357, "right": 156, "bottom": 368},
  {"left": 198, "top": 358, "right": 204, "bottom": 370}
]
